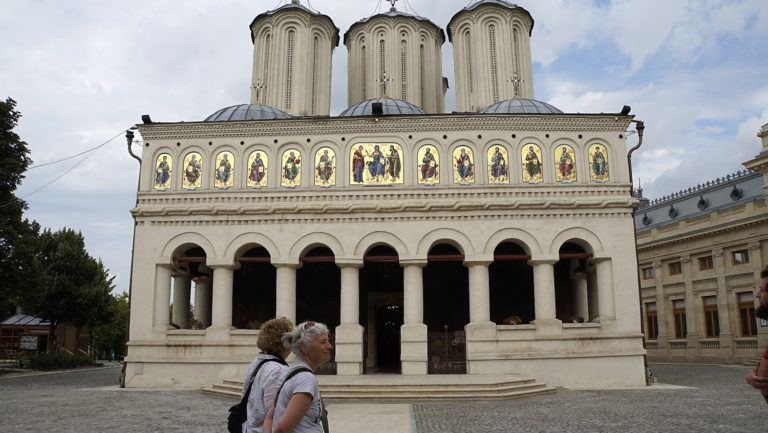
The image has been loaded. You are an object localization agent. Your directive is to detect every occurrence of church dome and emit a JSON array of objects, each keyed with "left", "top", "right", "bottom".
[
  {"left": 204, "top": 104, "right": 291, "bottom": 121},
  {"left": 480, "top": 99, "right": 562, "bottom": 114},
  {"left": 339, "top": 98, "right": 427, "bottom": 117}
]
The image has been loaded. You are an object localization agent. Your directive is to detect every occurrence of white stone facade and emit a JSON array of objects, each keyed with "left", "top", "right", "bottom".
[{"left": 125, "top": 113, "right": 647, "bottom": 388}]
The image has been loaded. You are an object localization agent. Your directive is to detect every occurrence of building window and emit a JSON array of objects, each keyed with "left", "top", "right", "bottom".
[
  {"left": 311, "top": 36, "right": 319, "bottom": 115},
  {"left": 645, "top": 302, "right": 658, "bottom": 340},
  {"left": 263, "top": 34, "right": 271, "bottom": 102},
  {"left": 641, "top": 267, "right": 655, "bottom": 280},
  {"left": 379, "top": 39, "right": 386, "bottom": 95},
  {"left": 420, "top": 44, "right": 425, "bottom": 107},
  {"left": 400, "top": 40, "right": 407, "bottom": 100},
  {"left": 733, "top": 249, "right": 750, "bottom": 265},
  {"left": 285, "top": 30, "right": 295, "bottom": 110},
  {"left": 703, "top": 296, "right": 719, "bottom": 338},
  {"left": 488, "top": 25, "right": 499, "bottom": 103},
  {"left": 698, "top": 256, "right": 713, "bottom": 271},
  {"left": 465, "top": 32, "right": 473, "bottom": 94},
  {"left": 361, "top": 45, "right": 367, "bottom": 100},
  {"left": 673, "top": 300, "right": 687, "bottom": 338},
  {"left": 739, "top": 292, "right": 757, "bottom": 337},
  {"left": 512, "top": 27, "right": 521, "bottom": 83},
  {"left": 668, "top": 261, "right": 682, "bottom": 275}
]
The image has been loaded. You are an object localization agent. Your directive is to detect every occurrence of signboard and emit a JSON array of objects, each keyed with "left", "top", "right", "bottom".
[
  {"left": 761, "top": 319, "right": 768, "bottom": 328},
  {"left": 20, "top": 335, "right": 38, "bottom": 350}
]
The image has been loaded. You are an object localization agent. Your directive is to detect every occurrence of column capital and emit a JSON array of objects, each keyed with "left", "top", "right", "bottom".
[
  {"left": 336, "top": 259, "right": 364, "bottom": 268},
  {"left": 193, "top": 275, "right": 211, "bottom": 284},
  {"left": 464, "top": 260, "right": 492, "bottom": 267},
  {"left": 271, "top": 260, "right": 302, "bottom": 269},
  {"left": 207, "top": 263, "right": 239, "bottom": 271},
  {"left": 529, "top": 258, "right": 558, "bottom": 266},
  {"left": 400, "top": 258, "right": 428, "bottom": 268}
]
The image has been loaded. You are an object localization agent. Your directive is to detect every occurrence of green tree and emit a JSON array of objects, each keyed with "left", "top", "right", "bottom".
[
  {"left": 0, "top": 97, "right": 43, "bottom": 319},
  {"left": 92, "top": 291, "right": 128, "bottom": 359},
  {"left": 30, "top": 228, "right": 114, "bottom": 352}
]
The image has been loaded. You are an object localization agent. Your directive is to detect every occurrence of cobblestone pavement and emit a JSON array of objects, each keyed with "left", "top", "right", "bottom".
[{"left": 1, "top": 363, "right": 768, "bottom": 432}]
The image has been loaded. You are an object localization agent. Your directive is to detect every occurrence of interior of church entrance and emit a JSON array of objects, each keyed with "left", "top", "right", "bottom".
[
  {"left": 359, "top": 245, "right": 403, "bottom": 374},
  {"left": 172, "top": 246, "right": 208, "bottom": 329},
  {"left": 554, "top": 242, "right": 597, "bottom": 323},
  {"left": 296, "top": 246, "right": 339, "bottom": 374},
  {"left": 489, "top": 242, "right": 534, "bottom": 324},
  {"left": 232, "top": 247, "right": 276, "bottom": 329},
  {"left": 424, "top": 244, "right": 468, "bottom": 374}
]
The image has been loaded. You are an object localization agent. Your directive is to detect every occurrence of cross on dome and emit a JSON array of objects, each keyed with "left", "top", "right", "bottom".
[
  {"left": 507, "top": 71, "right": 523, "bottom": 97},
  {"left": 387, "top": 0, "right": 398, "bottom": 10},
  {"left": 377, "top": 72, "right": 394, "bottom": 97},
  {"left": 251, "top": 78, "right": 267, "bottom": 102}
]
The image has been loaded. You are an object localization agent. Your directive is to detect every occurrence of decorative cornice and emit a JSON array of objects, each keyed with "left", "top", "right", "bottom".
[
  {"left": 636, "top": 214, "right": 768, "bottom": 251},
  {"left": 136, "top": 114, "right": 630, "bottom": 141}
]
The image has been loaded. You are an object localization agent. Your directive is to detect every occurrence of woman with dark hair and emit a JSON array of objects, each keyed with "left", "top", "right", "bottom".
[
  {"left": 263, "top": 321, "right": 333, "bottom": 433},
  {"left": 241, "top": 317, "right": 294, "bottom": 433}
]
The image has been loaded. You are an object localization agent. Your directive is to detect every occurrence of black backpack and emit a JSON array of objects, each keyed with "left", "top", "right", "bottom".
[{"left": 227, "top": 357, "right": 287, "bottom": 433}]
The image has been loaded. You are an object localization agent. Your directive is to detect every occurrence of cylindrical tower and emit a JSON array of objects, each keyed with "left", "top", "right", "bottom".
[
  {"left": 344, "top": 6, "right": 446, "bottom": 113},
  {"left": 448, "top": 0, "right": 535, "bottom": 112},
  {"left": 249, "top": 1, "right": 339, "bottom": 116}
]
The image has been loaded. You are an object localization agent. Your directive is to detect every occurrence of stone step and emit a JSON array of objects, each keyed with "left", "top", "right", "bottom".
[{"left": 203, "top": 374, "right": 557, "bottom": 401}]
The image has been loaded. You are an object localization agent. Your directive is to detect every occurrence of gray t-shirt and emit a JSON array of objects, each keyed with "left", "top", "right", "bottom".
[{"left": 270, "top": 360, "right": 323, "bottom": 433}]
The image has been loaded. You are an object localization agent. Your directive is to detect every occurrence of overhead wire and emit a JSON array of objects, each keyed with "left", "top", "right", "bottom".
[{"left": 0, "top": 129, "right": 129, "bottom": 208}]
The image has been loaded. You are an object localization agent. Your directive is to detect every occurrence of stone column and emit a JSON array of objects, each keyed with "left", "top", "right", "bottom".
[
  {"left": 571, "top": 273, "right": 589, "bottom": 322},
  {"left": 465, "top": 260, "right": 496, "bottom": 374},
  {"left": 193, "top": 275, "right": 212, "bottom": 328},
  {"left": 530, "top": 258, "right": 561, "bottom": 334},
  {"left": 207, "top": 264, "right": 236, "bottom": 340},
  {"left": 172, "top": 271, "right": 191, "bottom": 329},
  {"left": 595, "top": 258, "right": 616, "bottom": 323},
  {"left": 652, "top": 260, "right": 669, "bottom": 357},
  {"left": 681, "top": 255, "right": 698, "bottom": 358},
  {"left": 336, "top": 262, "right": 364, "bottom": 375},
  {"left": 713, "top": 248, "right": 732, "bottom": 356},
  {"left": 275, "top": 265, "right": 298, "bottom": 323},
  {"left": 153, "top": 264, "right": 173, "bottom": 331},
  {"left": 401, "top": 261, "right": 428, "bottom": 374}
]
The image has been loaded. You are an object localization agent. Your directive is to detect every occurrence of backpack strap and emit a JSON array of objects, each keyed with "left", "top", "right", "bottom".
[
  {"left": 272, "top": 367, "right": 329, "bottom": 433},
  {"left": 241, "top": 356, "right": 288, "bottom": 408}
]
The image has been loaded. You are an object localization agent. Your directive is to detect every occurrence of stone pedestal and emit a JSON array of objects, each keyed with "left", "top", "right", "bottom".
[
  {"left": 465, "top": 321, "right": 497, "bottom": 374},
  {"left": 335, "top": 323, "right": 364, "bottom": 375},
  {"left": 400, "top": 323, "right": 428, "bottom": 375},
  {"left": 532, "top": 318, "right": 563, "bottom": 336}
]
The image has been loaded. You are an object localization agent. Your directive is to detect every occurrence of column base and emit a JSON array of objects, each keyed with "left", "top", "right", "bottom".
[
  {"left": 591, "top": 316, "right": 616, "bottom": 331},
  {"left": 465, "top": 321, "right": 498, "bottom": 374},
  {"left": 335, "top": 324, "right": 364, "bottom": 376},
  {"left": 532, "top": 318, "right": 563, "bottom": 336},
  {"left": 401, "top": 323, "right": 428, "bottom": 375}
]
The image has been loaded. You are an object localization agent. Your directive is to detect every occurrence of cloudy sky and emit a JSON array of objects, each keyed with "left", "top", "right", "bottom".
[{"left": 2, "top": 0, "right": 768, "bottom": 295}]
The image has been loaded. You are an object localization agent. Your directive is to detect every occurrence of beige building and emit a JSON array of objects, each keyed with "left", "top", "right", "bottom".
[
  {"left": 637, "top": 122, "right": 768, "bottom": 364},
  {"left": 124, "top": 0, "right": 647, "bottom": 389}
]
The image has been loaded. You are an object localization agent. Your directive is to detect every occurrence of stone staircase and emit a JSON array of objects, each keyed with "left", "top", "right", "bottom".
[{"left": 203, "top": 374, "right": 556, "bottom": 401}]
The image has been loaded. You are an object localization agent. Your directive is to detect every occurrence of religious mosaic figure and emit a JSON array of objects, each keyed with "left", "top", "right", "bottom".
[
  {"left": 387, "top": 145, "right": 401, "bottom": 180},
  {"left": 214, "top": 152, "right": 234, "bottom": 188},
  {"left": 555, "top": 145, "right": 576, "bottom": 182},
  {"left": 314, "top": 148, "right": 336, "bottom": 186},
  {"left": 281, "top": 149, "right": 301, "bottom": 186},
  {"left": 183, "top": 152, "right": 202, "bottom": 189},
  {"left": 348, "top": 143, "right": 404, "bottom": 185},
  {"left": 522, "top": 144, "right": 543, "bottom": 183},
  {"left": 418, "top": 145, "right": 439, "bottom": 184},
  {"left": 453, "top": 147, "right": 474, "bottom": 183},
  {"left": 154, "top": 154, "right": 172, "bottom": 189},
  {"left": 247, "top": 150, "right": 268, "bottom": 187},
  {"left": 488, "top": 146, "right": 508, "bottom": 183},
  {"left": 589, "top": 144, "right": 609, "bottom": 181}
]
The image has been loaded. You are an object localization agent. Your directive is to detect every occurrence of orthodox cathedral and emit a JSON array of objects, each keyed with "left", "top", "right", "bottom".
[{"left": 126, "top": 0, "right": 647, "bottom": 389}]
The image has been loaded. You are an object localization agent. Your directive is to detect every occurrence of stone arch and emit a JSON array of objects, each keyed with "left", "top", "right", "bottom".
[
  {"left": 416, "top": 228, "right": 475, "bottom": 257},
  {"left": 353, "top": 231, "right": 410, "bottom": 257},
  {"left": 484, "top": 228, "right": 541, "bottom": 256},
  {"left": 160, "top": 232, "right": 217, "bottom": 263},
  {"left": 289, "top": 232, "right": 345, "bottom": 259},
  {"left": 549, "top": 227, "right": 603, "bottom": 255},
  {"left": 223, "top": 233, "right": 281, "bottom": 262}
]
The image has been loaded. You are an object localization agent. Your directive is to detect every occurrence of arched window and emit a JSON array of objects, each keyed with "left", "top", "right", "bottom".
[
  {"left": 285, "top": 30, "right": 295, "bottom": 110},
  {"left": 361, "top": 45, "right": 367, "bottom": 100},
  {"left": 419, "top": 44, "right": 426, "bottom": 107},
  {"left": 465, "top": 31, "right": 473, "bottom": 94},
  {"left": 379, "top": 39, "right": 386, "bottom": 95},
  {"left": 489, "top": 24, "right": 499, "bottom": 103},
  {"left": 311, "top": 36, "right": 319, "bottom": 115},
  {"left": 264, "top": 34, "right": 271, "bottom": 102},
  {"left": 512, "top": 28, "right": 521, "bottom": 82},
  {"left": 400, "top": 40, "right": 407, "bottom": 100}
]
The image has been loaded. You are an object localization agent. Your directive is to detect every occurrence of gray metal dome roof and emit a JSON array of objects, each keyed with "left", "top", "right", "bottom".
[
  {"left": 204, "top": 104, "right": 291, "bottom": 122},
  {"left": 339, "top": 98, "right": 426, "bottom": 117},
  {"left": 480, "top": 99, "right": 563, "bottom": 114}
]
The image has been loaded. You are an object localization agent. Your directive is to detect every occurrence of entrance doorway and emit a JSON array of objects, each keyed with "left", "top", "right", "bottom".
[
  {"left": 360, "top": 245, "right": 403, "bottom": 373},
  {"left": 297, "top": 246, "right": 339, "bottom": 374},
  {"left": 423, "top": 243, "right": 468, "bottom": 374}
]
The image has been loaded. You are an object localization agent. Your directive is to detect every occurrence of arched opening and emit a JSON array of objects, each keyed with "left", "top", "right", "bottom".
[
  {"left": 424, "top": 243, "right": 468, "bottom": 374},
  {"left": 555, "top": 242, "right": 595, "bottom": 323},
  {"left": 490, "top": 242, "right": 534, "bottom": 324},
  {"left": 233, "top": 247, "right": 276, "bottom": 329},
  {"left": 169, "top": 246, "right": 207, "bottom": 329},
  {"left": 360, "top": 245, "right": 403, "bottom": 374},
  {"left": 297, "top": 246, "right": 339, "bottom": 374}
]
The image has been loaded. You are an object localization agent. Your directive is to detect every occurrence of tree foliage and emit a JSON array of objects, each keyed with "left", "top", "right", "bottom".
[
  {"left": 92, "top": 291, "right": 128, "bottom": 359},
  {"left": 0, "top": 97, "right": 43, "bottom": 319}
]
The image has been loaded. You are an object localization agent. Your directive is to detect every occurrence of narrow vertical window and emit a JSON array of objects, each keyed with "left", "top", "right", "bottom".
[
  {"left": 465, "top": 32, "right": 473, "bottom": 94},
  {"left": 512, "top": 28, "right": 521, "bottom": 81},
  {"left": 673, "top": 300, "right": 687, "bottom": 338},
  {"left": 739, "top": 292, "right": 757, "bottom": 337},
  {"left": 285, "top": 30, "right": 295, "bottom": 110},
  {"left": 645, "top": 302, "right": 658, "bottom": 340},
  {"left": 361, "top": 45, "right": 367, "bottom": 100},
  {"left": 420, "top": 44, "right": 426, "bottom": 108},
  {"left": 400, "top": 40, "right": 407, "bottom": 100},
  {"left": 379, "top": 39, "right": 386, "bottom": 95},
  {"left": 703, "top": 296, "right": 719, "bottom": 337},
  {"left": 311, "top": 36, "right": 319, "bottom": 115},
  {"left": 489, "top": 25, "right": 499, "bottom": 103},
  {"left": 264, "top": 34, "right": 271, "bottom": 102}
]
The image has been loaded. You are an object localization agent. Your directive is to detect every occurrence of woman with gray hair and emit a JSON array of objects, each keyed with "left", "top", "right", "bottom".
[{"left": 263, "top": 321, "right": 333, "bottom": 433}]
